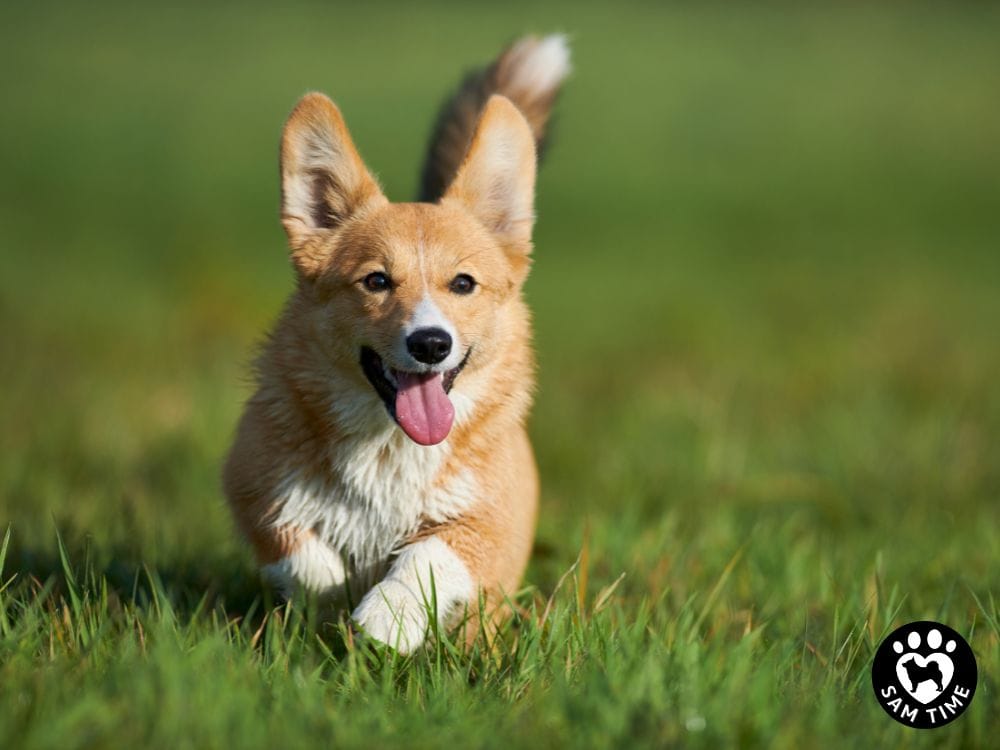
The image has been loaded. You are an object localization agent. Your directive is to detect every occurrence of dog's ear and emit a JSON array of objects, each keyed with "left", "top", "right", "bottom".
[
  {"left": 442, "top": 95, "right": 537, "bottom": 254},
  {"left": 280, "top": 93, "right": 386, "bottom": 272}
]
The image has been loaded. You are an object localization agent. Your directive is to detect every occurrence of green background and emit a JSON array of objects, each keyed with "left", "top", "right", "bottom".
[{"left": 1, "top": 2, "right": 998, "bottom": 747}]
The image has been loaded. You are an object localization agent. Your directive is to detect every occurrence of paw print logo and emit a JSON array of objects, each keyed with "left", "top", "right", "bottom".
[
  {"left": 872, "top": 621, "right": 977, "bottom": 728},
  {"left": 892, "top": 627, "right": 955, "bottom": 703}
]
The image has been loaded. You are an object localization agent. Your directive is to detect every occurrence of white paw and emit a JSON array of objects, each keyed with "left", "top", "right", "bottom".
[
  {"left": 351, "top": 579, "right": 429, "bottom": 653},
  {"left": 350, "top": 537, "right": 474, "bottom": 653},
  {"left": 262, "top": 535, "right": 347, "bottom": 597}
]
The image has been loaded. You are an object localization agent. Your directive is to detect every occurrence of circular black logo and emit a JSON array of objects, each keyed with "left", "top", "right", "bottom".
[{"left": 872, "top": 621, "right": 977, "bottom": 728}]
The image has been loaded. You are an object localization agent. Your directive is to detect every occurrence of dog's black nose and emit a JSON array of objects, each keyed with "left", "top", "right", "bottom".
[{"left": 406, "top": 327, "right": 452, "bottom": 365}]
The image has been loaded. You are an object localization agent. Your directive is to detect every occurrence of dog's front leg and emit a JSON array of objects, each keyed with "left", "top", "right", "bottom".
[
  {"left": 242, "top": 523, "right": 348, "bottom": 599},
  {"left": 264, "top": 531, "right": 348, "bottom": 598},
  {"left": 351, "top": 536, "right": 474, "bottom": 653}
]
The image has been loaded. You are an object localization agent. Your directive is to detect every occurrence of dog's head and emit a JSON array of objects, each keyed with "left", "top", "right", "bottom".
[{"left": 277, "top": 94, "right": 536, "bottom": 445}]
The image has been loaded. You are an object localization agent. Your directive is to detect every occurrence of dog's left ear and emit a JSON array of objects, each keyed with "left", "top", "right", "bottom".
[
  {"left": 442, "top": 95, "right": 537, "bottom": 254},
  {"left": 280, "top": 93, "right": 386, "bottom": 273}
]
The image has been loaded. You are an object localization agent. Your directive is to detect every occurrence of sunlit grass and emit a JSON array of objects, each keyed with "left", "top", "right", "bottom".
[{"left": 1, "top": 2, "right": 999, "bottom": 748}]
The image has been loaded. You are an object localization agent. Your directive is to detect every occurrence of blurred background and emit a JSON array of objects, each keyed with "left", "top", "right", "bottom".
[{"left": 1, "top": 1, "right": 998, "bottom": 619}]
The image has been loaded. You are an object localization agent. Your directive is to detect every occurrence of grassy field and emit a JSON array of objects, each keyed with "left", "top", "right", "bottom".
[{"left": 2, "top": 2, "right": 999, "bottom": 747}]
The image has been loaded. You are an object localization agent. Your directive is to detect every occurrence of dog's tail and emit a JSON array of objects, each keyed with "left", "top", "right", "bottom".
[{"left": 417, "top": 34, "right": 571, "bottom": 203}]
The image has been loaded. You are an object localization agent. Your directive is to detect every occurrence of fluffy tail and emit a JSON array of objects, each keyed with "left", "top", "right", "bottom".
[{"left": 418, "top": 34, "right": 571, "bottom": 203}]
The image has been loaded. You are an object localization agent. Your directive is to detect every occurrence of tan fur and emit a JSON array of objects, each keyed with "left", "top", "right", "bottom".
[{"left": 223, "top": 39, "right": 568, "bottom": 649}]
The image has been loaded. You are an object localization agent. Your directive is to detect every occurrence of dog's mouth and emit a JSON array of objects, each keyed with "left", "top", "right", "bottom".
[{"left": 360, "top": 346, "right": 470, "bottom": 446}]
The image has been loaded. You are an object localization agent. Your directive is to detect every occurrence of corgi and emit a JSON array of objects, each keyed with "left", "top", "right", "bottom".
[{"left": 223, "top": 35, "right": 570, "bottom": 652}]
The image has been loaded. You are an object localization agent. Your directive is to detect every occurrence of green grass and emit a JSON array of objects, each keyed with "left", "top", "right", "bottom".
[{"left": 2, "top": 1, "right": 999, "bottom": 747}]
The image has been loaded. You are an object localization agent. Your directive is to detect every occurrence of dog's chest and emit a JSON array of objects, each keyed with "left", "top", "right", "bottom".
[{"left": 274, "top": 430, "right": 476, "bottom": 570}]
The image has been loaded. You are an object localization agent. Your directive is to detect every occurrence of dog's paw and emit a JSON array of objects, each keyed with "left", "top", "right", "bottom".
[
  {"left": 262, "top": 535, "right": 347, "bottom": 598},
  {"left": 350, "top": 537, "right": 475, "bottom": 653},
  {"left": 351, "top": 580, "right": 429, "bottom": 654}
]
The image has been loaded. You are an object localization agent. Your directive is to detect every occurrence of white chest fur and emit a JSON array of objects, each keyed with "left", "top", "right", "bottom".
[{"left": 269, "top": 424, "right": 478, "bottom": 595}]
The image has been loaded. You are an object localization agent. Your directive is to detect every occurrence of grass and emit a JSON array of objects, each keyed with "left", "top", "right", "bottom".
[{"left": 1, "top": 1, "right": 999, "bottom": 747}]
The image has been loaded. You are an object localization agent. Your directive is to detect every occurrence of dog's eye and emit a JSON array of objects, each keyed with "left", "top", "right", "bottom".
[
  {"left": 363, "top": 272, "right": 391, "bottom": 292},
  {"left": 449, "top": 274, "right": 476, "bottom": 295}
]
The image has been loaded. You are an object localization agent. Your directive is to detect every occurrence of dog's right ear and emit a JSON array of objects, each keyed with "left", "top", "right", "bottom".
[{"left": 280, "top": 93, "right": 386, "bottom": 273}]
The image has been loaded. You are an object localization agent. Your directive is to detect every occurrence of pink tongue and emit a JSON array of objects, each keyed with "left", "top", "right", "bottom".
[{"left": 394, "top": 371, "right": 455, "bottom": 445}]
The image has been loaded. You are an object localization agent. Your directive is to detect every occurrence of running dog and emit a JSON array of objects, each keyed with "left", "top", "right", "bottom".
[{"left": 223, "top": 35, "right": 570, "bottom": 652}]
